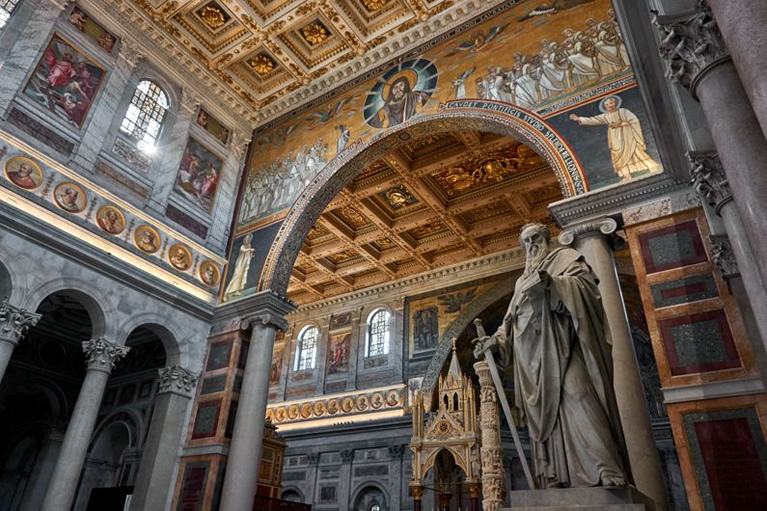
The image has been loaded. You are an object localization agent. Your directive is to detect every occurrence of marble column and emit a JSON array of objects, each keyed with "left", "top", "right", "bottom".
[
  {"left": 40, "top": 338, "right": 129, "bottom": 511},
  {"left": 338, "top": 449, "right": 354, "bottom": 511},
  {"left": 705, "top": 0, "right": 767, "bottom": 140},
  {"left": 71, "top": 39, "right": 144, "bottom": 171},
  {"left": 145, "top": 89, "right": 200, "bottom": 214},
  {"left": 558, "top": 218, "right": 666, "bottom": 510},
  {"left": 0, "top": 298, "right": 41, "bottom": 384},
  {"left": 0, "top": 0, "right": 72, "bottom": 119},
  {"left": 219, "top": 311, "right": 290, "bottom": 511},
  {"left": 473, "top": 360, "right": 505, "bottom": 511},
  {"left": 19, "top": 422, "right": 65, "bottom": 511},
  {"left": 689, "top": 151, "right": 767, "bottom": 356},
  {"left": 129, "top": 365, "right": 199, "bottom": 511},
  {"left": 656, "top": 4, "right": 767, "bottom": 299}
]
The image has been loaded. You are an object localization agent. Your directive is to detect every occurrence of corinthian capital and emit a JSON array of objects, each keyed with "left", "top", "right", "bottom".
[
  {"left": 157, "top": 365, "right": 199, "bottom": 396},
  {"left": 82, "top": 338, "right": 130, "bottom": 373},
  {"left": 231, "top": 129, "right": 252, "bottom": 160},
  {"left": 689, "top": 151, "right": 732, "bottom": 215},
  {"left": 118, "top": 38, "right": 145, "bottom": 69},
  {"left": 653, "top": 1, "right": 730, "bottom": 98},
  {"left": 0, "top": 299, "right": 41, "bottom": 347},
  {"left": 709, "top": 234, "right": 739, "bottom": 279}
]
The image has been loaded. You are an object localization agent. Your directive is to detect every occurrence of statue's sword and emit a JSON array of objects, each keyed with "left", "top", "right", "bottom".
[{"left": 474, "top": 318, "right": 536, "bottom": 490}]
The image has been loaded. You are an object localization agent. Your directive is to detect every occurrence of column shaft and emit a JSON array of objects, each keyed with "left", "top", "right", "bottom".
[
  {"left": 706, "top": 0, "right": 767, "bottom": 140},
  {"left": 130, "top": 366, "right": 197, "bottom": 511},
  {"left": 473, "top": 360, "right": 505, "bottom": 511},
  {"left": 562, "top": 225, "right": 666, "bottom": 510},
  {"left": 40, "top": 368, "right": 110, "bottom": 511},
  {"left": 219, "top": 320, "right": 280, "bottom": 511},
  {"left": 0, "top": 300, "right": 41, "bottom": 384},
  {"left": 0, "top": 341, "right": 15, "bottom": 384}
]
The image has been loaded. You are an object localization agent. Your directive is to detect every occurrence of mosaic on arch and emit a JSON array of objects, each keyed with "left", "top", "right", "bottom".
[{"left": 223, "top": 0, "right": 664, "bottom": 302}]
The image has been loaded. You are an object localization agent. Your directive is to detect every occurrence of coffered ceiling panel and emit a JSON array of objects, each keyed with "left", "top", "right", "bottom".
[
  {"left": 104, "top": 0, "right": 510, "bottom": 122},
  {"left": 287, "top": 131, "right": 561, "bottom": 304}
]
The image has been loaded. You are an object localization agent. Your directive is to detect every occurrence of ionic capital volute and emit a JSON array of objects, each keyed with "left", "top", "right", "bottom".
[
  {"left": 689, "top": 151, "right": 732, "bottom": 215},
  {"left": 82, "top": 337, "right": 130, "bottom": 373},
  {"left": 157, "top": 365, "right": 199, "bottom": 397},
  {"left": 0, "top": 298, "right": 41, "bottom": 347},
  {"left": 653, "top": 1, "right": 730, "bottom": 99},
  {"left": 557, "top": 217, "right": 619, "bottom": 247},
  {"left": 240, "top": 312, "right": 289, "bottom": 333}
]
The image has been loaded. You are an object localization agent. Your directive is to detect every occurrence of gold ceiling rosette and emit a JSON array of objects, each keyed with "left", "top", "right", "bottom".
[
  {"left": 302, "top": 23, "right": 329, "bottom": 45},
  {"left": 249, "top": 54, "right": 275, "bottom": 75},
  {"left": 363, "top": 0, "right": 390, "bottom": 11},
  {"left": 197, "top": 4, "right": 228, "bottom": 29}
]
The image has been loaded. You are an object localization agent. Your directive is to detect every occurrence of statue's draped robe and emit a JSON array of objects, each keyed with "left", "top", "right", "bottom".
[{"left": 494, "top": 247, "right": 628, "bottom": 488}]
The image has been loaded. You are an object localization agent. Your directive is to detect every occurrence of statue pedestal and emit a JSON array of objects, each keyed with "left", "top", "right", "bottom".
[{"left": 501, "top": 487, "right": 656, "bottom": 511}]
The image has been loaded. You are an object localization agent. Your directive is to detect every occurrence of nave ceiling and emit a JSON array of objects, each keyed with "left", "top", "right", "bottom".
[
  {"left": 287, "top": 131, "right": 562, "bottom": 304},
  {"left": 99, "top": 0, "right": 512, "bottom": 124}
]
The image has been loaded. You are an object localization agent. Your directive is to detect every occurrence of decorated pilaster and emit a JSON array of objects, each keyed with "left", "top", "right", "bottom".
[
  {"left": 656, "top": 2, "right": 767, "bottom": 304},
  {"left": 346, "top": 306, "right": 363, "bottom": 391},
  {"left": 338, "top": 449, "right": 354, "bottom": 511},
  {"left": 219, "top": 291, "right": 294, "bottom": 511},
  {"left": 388, "top": 444, "right": 405, "bottom": 511},
  {"left": 473, "top": 360, "right": 505, "bottom": 511},
  {"left": 146, "top": 88, "right": 201, "bottom": 214},
  {"left": 72, "top": 38, "right": 145, "bottom": 171},
  {"left": 689, "top": 151, "right": 767, "bottom": 354},
  {"left": 559, "top": 218, "right": 666, "bottom": 510},
  {"left": 0, "top": 298, "right": 41, "bottom": 383},
  {"left": 130, "top": 365, "right": 199, "bottom": 511},
  {"left": 0, "top": 0, "right": 73, "bottom": 118},
  {"left": 41, "top": 338, "right": 129, "bottom": 511}
]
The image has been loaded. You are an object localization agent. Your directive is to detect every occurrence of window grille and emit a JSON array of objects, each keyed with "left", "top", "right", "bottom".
[
  {"left": 119, "top": 80, "right": 169, "bottom": 146},
  {"left": 296, "top": 326, "right": 319, "bottom": 371},
  {"left": 366, "top": 309, "right": 390, "bottom": 357},
  {"left": 0, "top": 1, "right": 19, "bottom": 31}
]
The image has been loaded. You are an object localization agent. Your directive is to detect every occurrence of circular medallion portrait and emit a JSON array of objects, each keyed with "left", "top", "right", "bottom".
[
  {"left": 4, "top": 156, "right": 44, "bottom": 190},
  {"left": 288, "top": 404, "right": 299, "bottom": 420},
  {"left": 95, "top": 205, "right": 126, "bottom": 235},
  {"left": 199, "top": 260, "right": 221, "bottom": 286},
  {"left": 363, "top": 58, "right": 438, "bottom": 129},
  {"left": 134, "top": 225, "right": 161, "bottom": 254},
  {"left": 53, "top": 182, "right": 88, "bottom": 213},
  {"left": 168, "top": 243, "right": 192, "bottom": 271}
]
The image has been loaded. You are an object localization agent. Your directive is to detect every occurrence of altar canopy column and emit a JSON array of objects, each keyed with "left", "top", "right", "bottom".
[
  {"left": 0, "top": 299, "right": 40, "bottom": 384},
  {"left": 0, "top": 0, "right": 72, "bottom": 118},
  {"left": 473, "top": 360, "right": 505, "bottom": 511},
  {"left": 40, "top": 338, "right": 130, "bottom": 511},
  {"left": 689, "top": 151, "right": 767, "bottom": 356},
  {"left": 558, "top": 218, "right": 666, "bottom": 510},
  {"left": 705, "top": 0, "right": 767, "bottom": 140},
  {"left": 219, "top": 294, "right": 293, "bottom": 511},
  {"left": 655, "top": 4, "right": 767, "bottom": 299},
  {"left": 129, "top": 366, "right": 199, "bottom": 511}
]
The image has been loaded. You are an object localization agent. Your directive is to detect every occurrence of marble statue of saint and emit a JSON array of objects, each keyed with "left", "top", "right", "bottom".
[
  {"left": 473, "top": 223, "right": 628, "bottom": 489},
  {"left": 224, "top": 233, "right": 255, "bottom": 298}
]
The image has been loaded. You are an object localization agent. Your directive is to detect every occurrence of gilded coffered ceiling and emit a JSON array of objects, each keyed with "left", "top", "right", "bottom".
[
  {"left": 97, "top": 0, "right": 513, "bottom": 124},
  {"left": 287, "top": 131, "right": 562, "bottom": 304}
]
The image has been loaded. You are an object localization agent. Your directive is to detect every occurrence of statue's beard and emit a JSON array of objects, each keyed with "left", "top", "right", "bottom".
[{"left": 524, "top": 244, "right": 547, "bottom": 275}]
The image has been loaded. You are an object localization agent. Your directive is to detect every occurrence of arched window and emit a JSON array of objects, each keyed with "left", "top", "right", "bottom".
[
  {"left": 295, "top": 325, "right": 319, "bottom": 371},
  {"left": 119, "top": 80, "right": 169, "bottom": 148},
  {"left": 370, "top": 503, "right": 380, "bottom": 511},
  {"left": 0, "top": 1, "right": 20, "bottom": 31},
  {"left": 366, "top": 309, "right": 390, "bottom": 357}
]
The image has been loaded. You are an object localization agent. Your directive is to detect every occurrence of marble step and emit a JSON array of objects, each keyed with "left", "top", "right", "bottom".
[{"left": 500, "top": 487, "right": 655, "bottom": 511}]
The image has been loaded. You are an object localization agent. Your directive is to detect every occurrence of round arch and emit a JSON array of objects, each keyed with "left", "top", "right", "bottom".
[
  {"left": 258, "top": 105, "right": 583, "bottom": 295},
  {"left": 422, "top": 447, "right": 469, "bottom": 481},
  {"left": 280, "top": 487, "right": 305, "bottom": 503},
  {"left": 25, "top": 279, "right": 115, "bottom": 340},
  {"left": 116, "top": 315, "right": 181, "bottom": 367},
  {"left": 0, "top": 245, "right": 27, "bottom": 306},
  {"left": 351, "top": 482, "right": 389, "bottom": 511}
]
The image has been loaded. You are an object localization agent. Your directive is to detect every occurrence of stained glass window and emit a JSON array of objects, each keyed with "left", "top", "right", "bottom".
[
  {"left": 0, "top": 1, "right": 19, "bottom": 31},
  {"left": 366, "top": 309, "right": 390, "bottom": 357},
  {"left": 120, "top": 80, "right": 169, "bottom": 147},
  {"left": 295, "top": 325, "right": 319, "bottom": 371}
]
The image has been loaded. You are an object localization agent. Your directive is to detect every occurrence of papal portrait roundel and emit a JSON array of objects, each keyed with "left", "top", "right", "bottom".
[{"left": 364, "top": 58, "right": 438, "bottom": 129}]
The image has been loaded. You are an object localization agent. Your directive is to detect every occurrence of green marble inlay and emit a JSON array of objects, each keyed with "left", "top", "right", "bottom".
[
  {"left": 671, "top": 320, "right": 726, "bottom": 367},
  {"left": 650, "top": 274, "right": 718, "bottom": 308},
  {"left": 200, "top": 375, "right": 227, "bottom": 394},
  {"left": 648, "top": 229, "right": 697, "bottom": 267}
]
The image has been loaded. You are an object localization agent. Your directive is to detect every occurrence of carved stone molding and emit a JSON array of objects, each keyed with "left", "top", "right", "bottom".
[
  {"left": 473, "top": 360, "right": 505, "bottom": 511},
  {"left": 654, "top": 1, "right": 730, "bottom": 98},
  {"left": 388, "top": 444, "right": 405, "bottom": 460},
  {"left": 558, "top": 217, "right": 619, "bottom": 247},
  {"left": 709, "top": 234, "right": 739, "bottom": 279},
  {"left": 118, "top": 38, "right": 146, "bottom": 69},
  {"left": 689, "top": 151, "right": 732, "bottom": 215},
  {"left": 48, "top": 0, "right": 74, "bottom": 11},
  {"left": 340, "top": 449, "right": 354, "bottom": 463},
  {"left": 81, "top": 338, "right": 130, "bottom": 373},
  {"left": 157, "top": 365, "right": 199, "bottom": 396},
  {"left": 231, "top": 129, "right": 252, "bottom": 161},
  {"left": 180, "top": 88, "right": 203, "bottom": 113},
  {"left": 0, "top": 298, "right": 41, "bottom": 347}
]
